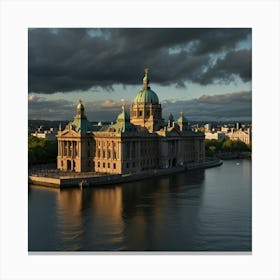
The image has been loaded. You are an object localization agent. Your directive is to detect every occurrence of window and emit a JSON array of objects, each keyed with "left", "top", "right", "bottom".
[
  {"left": 108, "top": 163, "right": 110, "bottom": 168},
  {"left": 126, "top": 162, "right": 129, "bottom": 168},
  {"left": 103, "top": 162, "right": 105, "bottom": 168},
  {"left": 61, "top": 161, "right": 63, "bottom": 167},
  {"left": 98, "top": 162, "right": 100, "bottom": 168},
  {"left": 113, "top": 163, "right": 116, "bottom": 169},
  {"left": 139, "top": 110, "right": 142, "bottom": 116}
]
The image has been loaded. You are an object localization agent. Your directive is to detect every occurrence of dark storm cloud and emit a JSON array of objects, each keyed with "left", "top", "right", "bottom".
[
  {"left": 28, "top": 28, "right": 251, "bottom": 94},
  {"left": 195, "top": 49, "right": 252, "bottom": 85},
  {"left": 162, "top": 91, "right": 252, "bottom": 121},
  {"left": 28, "top": 91, "right": 251, "bottom": 121}
]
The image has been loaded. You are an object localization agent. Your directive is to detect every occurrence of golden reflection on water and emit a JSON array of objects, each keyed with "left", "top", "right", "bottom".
[{"left": 55, "top": 187, "right": 124, "bottom": 250}]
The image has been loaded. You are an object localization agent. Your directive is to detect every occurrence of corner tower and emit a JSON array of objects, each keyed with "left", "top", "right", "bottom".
[
  {"left": 130, "top": 68, "right": 164, "bottom": 132},
  {"left": 57, "top": 100, "right": 94, "bottom": 172}
]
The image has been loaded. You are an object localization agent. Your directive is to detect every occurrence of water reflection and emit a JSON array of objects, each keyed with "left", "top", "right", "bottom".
[{"left": 29, "top": 161, "right": 251, "bottom": 251}]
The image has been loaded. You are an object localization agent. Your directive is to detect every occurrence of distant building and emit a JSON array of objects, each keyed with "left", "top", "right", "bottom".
[
  {"left": 221, "top": 126, "right": 229, "bottom": 133},
  {"left": 31, "top": 129, "right": 57, "bottom": 141},
  {"left": 205, "top": 132, "right": 227, "bottom": 141},
  {"left": 226, "top": 128, "right": 251, "bottom": 144},
  {"left": 235, "top": 122, "right": 241, "bottom": 130},
  {"left": 204, "top": 123, "right": 212, "bottom": 132},
  {"left": 57, "top": 69, "right": 205, "bottom": 173}
]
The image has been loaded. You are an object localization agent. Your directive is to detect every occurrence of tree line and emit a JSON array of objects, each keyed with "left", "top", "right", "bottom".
[
  {"left": 28, "top": 135, "right": 57, "bottom": 165},
  {"left": 205, "top": 139, "right": 251, "bottom": 157}
]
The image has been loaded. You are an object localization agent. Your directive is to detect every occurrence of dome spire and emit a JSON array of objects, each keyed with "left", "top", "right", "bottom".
[
  {"left": 142, "top": 68, "right": 150, "bottom": 90},
  {"left": 76, "top": 98, "right": 85, "bottom": 118}
]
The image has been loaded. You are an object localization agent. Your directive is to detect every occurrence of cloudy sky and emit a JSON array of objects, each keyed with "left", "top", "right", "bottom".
[{"left": 28, "top": 28, "right": 252, "bottom": 122}]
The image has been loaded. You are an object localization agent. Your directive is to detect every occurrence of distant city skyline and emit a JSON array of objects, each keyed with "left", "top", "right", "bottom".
[{"left": 28, "top": 28, "right": 252, "bottom": 121}]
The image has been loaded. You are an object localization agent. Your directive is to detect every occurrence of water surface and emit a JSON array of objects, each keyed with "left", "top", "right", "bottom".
[{"left": 28, "top": 159, "right": 252, "bottom": 251}]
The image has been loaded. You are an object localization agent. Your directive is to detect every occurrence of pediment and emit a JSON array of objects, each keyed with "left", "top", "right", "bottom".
[{"left": 60, "top": 129, "right": 80, "bottom": 137}]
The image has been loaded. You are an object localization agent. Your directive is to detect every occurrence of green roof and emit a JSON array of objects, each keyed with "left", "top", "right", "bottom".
[
  {"left": 134, "top": 88, "right": 159, "bottom": 104},
  {"left": 101, "top": 106, "right": 137, "bottom": 133},
  {"left": 71, "top": 117, "right": 92, "bottom": 133}
]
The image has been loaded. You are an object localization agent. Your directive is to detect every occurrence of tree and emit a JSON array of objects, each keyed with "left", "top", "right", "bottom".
[{"left": 28, "top": 135, "right": 57, "bottom": 165}]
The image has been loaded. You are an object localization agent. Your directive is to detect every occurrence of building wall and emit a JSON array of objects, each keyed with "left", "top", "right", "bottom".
[
  {"left": 93, "top": 132, "right": 159, "bottom": 174},
  {"left": 93, "top": 133, "right": 122, "bottom": 174},
  {"left": 57, "top": 123, "right": 206, "bottom": 174},
  {"left": 130, "top": 103, "right": 164, "bottom": 132},
  {"left": 226, "top": 129, "right": 251, "bottom": 144},
  {"left": 57, "top": 133, "right": 94, "bottom": 172},
  {"left": 205, "top": 132, "right": 227, "bottom": 140}
]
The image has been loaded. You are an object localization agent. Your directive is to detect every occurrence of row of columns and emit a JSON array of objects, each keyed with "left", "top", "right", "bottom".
[
  {"left": 96, "top": 140, "right": 121, "bottom": 160},
  {"left": 58, "top": 141, "right": 79, "bottom": 158}
]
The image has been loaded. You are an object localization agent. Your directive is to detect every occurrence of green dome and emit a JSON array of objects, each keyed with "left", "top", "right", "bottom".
[{"left": 134, "top": 88, "right": 159, "bottom": 104}]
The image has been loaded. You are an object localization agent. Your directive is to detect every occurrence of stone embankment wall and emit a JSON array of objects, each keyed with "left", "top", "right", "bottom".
[{"left": 29, "top": 159, "right": 222, "bottom": 189}]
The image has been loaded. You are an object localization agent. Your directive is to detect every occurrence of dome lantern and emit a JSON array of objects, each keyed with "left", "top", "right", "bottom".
[{"left": 133, "top": 68, "right": 159, "bottom": 104}]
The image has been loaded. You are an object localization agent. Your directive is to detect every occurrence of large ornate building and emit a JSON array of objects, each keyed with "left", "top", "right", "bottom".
[{"left": 57, "top": 69, "right": 205, "bottom": 174}]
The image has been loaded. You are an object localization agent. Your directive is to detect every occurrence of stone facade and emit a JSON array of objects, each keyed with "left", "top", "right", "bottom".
[
  {"left": 57, "top": 70, "right": 205, "bottom": 174},
  {"left": 226, "top": 128, "right": 251, "bottom": 144}
]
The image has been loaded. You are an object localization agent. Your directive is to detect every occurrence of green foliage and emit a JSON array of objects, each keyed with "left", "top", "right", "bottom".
[
  {"left": 28, "top": 135, "right": 57, "bottom": 165},
  {"left": 205, "top": 139, "right": 224, "bottom": 152},
  {"left": 222, "top": 139, "right": 250, "bottom": 152},
  {"left": 205, "top": 138, "right": 251, "bottom": 156}
]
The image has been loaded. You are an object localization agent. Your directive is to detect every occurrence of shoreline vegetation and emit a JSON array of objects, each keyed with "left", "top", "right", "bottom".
[{"left": 205, "top": 139, "right": 251, "bottom": 159}]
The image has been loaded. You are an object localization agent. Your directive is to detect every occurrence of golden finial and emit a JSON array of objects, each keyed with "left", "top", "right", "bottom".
[{"left": 144, "top": 68, "right": 149, "bottom": 75}]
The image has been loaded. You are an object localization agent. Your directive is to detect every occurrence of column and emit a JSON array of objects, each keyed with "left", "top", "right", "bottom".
[{"left": 71, "top": 141, "right": 74, "bottom": 157}]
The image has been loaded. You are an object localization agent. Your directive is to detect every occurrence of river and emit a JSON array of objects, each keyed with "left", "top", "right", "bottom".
[{"left": 28, "top": 159, "right": 251, "bottom": 252}]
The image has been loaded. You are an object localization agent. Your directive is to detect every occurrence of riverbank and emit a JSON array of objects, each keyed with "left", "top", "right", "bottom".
[
  {"left": 215, "top": 152, "right": 251, "bottom": 160},
  {"left": 28, "top": 159, "right": 223, "bottom": 189}
]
